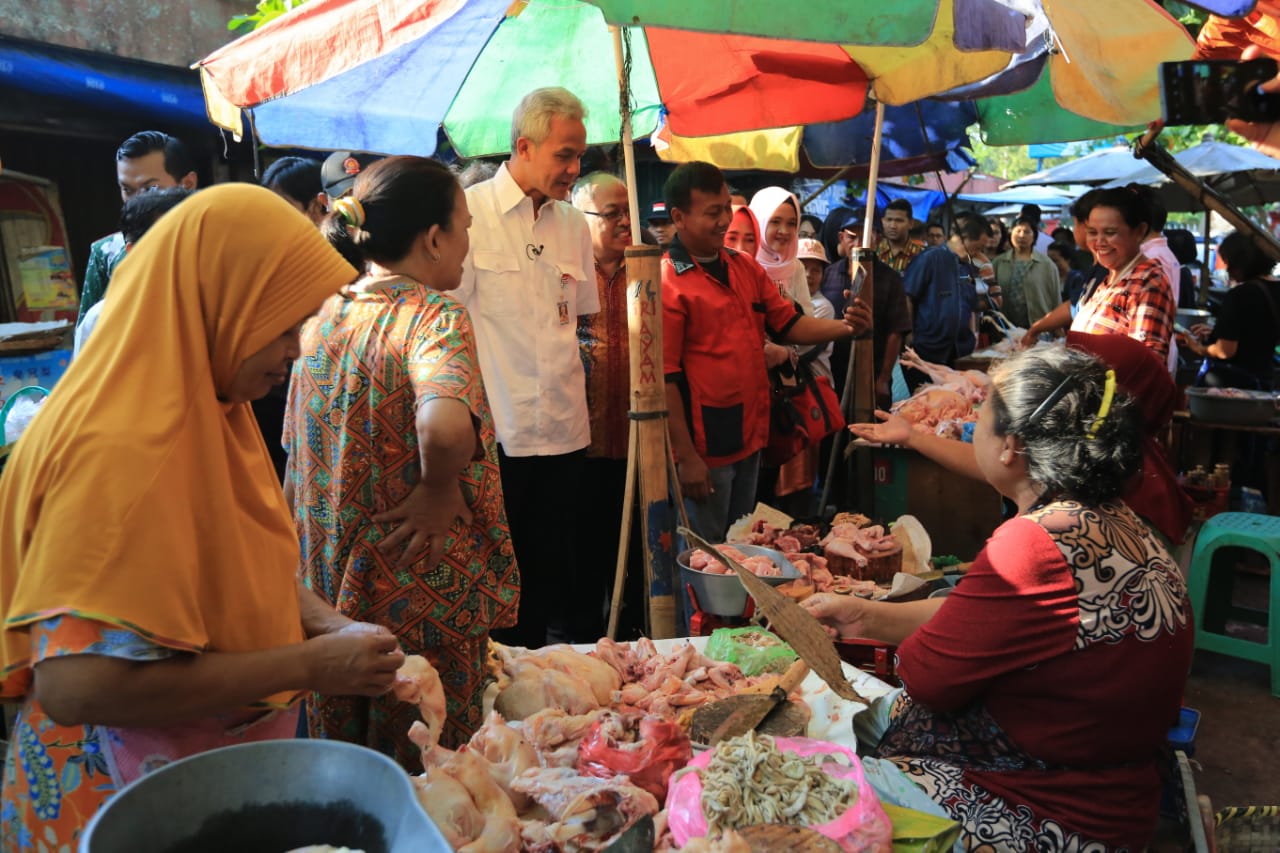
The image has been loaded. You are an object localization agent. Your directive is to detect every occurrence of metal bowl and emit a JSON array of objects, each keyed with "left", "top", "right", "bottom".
[
  {"left": 1176, "top": 308, "right": 1214, "bottom": 332},
  {"left": 678, "top": 544, "right": 801, "bottom": 617},
  {"left": 1185, "top": 387, "right": 1280, "bottom": 426},
  {"left": 80, "top": 739, "right": 451, "bottom": 853}
]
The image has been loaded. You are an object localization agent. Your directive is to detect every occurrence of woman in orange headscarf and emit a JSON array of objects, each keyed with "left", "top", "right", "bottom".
[{"left": 0, "top": 184, "right": 404, "bottom": 850}]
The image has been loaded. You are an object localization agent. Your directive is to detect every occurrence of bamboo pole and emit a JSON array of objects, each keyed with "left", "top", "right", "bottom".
[
  {"left": 819, "top": 100, "right": 885, "bottom": 515},
  {"left": 611, "top": 24, "right": 677, "bottom": 639}
]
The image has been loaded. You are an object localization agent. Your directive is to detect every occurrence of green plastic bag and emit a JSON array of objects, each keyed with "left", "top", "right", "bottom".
[{"left": 704, "top": 627, "right": 797, "bottom": 676}]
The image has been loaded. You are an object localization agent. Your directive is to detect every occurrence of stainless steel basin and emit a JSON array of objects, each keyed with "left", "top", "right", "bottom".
[{"left": 80, "top": 739, "right": 451, "bottom": 853}]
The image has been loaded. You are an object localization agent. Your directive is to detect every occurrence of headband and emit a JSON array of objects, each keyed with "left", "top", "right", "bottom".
[{"left": 333, "top": 196, "right": 366, "bottom": 229}]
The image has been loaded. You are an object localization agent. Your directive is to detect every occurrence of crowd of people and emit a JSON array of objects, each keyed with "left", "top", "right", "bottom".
[{"left": 0, "top": 79, "right": 1275, "bottom": 851}]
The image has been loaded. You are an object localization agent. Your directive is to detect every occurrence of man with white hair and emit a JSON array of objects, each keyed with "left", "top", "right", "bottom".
[
  {"left": 570, "top": 171, "right": 642, "bottom": 638},
  {"left": 455, "top": 87, "right": 598, "bottom": 647}
]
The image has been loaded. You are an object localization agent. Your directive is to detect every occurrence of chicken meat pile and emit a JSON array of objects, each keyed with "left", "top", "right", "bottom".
[
  {"left": 685, "top": 546, "right": 781, "bottom": 577},
  {"left": 400, "top": 655, "right": 662, "bottom": 853},
  {"left": 890, "top": 347, "right": 990, "bottom": 439}
]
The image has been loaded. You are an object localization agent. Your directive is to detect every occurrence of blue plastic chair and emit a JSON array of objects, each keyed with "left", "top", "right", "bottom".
[{"left": 1186, "top": 512, "right": 1280, "bottom": 697}]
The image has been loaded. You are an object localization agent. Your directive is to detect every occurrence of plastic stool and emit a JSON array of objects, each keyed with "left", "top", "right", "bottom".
[{"left": 1186, "top": 512, "right": 1280, "bottom": 697}]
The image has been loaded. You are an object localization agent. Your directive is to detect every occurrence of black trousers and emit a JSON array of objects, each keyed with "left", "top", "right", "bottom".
[
  {"left": 578, "top": 457, "right": 647, "bottom": 642},
  {"left": 491, "top": 448, "right": 585, "bottom": 648}
]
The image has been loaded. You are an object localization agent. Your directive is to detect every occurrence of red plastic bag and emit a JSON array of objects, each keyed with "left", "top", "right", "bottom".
[
  {"left": 576, "top": 712, "right": 693, "bottom": 801},
  {"left": 665, "top": 736, "right": 892, "bottom": 853}
]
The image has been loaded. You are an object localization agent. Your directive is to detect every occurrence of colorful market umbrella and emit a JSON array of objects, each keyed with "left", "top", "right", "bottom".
[{"left": 197, "top": 0, "right": 1033, "bottom": 157}]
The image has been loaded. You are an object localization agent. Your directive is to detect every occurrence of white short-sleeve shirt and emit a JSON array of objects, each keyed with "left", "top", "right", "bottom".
[{"left": 456, "top": 162, "right": 600, "bottom": 456}]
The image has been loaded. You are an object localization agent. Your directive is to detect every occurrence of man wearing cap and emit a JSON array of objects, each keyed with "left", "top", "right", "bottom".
[
  {"left": 321, "top": 150, "right": 383, "bottom": 202},
  {"left": 454, "top": 87, "right": 598, "bottom": 647},
  {"left": 820, "top": 212, "right": 912, "bottom": 410},
  {"left": 662, "top": 161, "right": 870, "bottom": 550},
  {"left": 876, "top": 198, "right": 923, "bottom": 273},
  {"left": 646, "top": 200, "right": 674, "bottom": 246}
]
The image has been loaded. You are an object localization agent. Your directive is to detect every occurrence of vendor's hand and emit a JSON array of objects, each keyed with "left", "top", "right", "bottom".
[
  {"left": 841, "top": 296, "right": 872, "bottom": 337},
  {"left": 848, "top": 409, "right": 912, "bottom": 447},
  {"left": 373, "top": 479, "right": 473, "bottom": 571},
  {"left": 1190, "top": 322, "right": 1213, "bottom": 341},
  {"left": 763, "top": 342, "right": 792, "bottom": 369},
  {"left": 1018, "top": 326, "right": 1041, "bottom": 350},
  {"left": 801, "top": 593, "right": 871, "bottom": 641},
  {"left": 304, "top": 627, "right": 405, "bottom": 696},
  {"left": 676, "top": 454, "right": 713, "bottom": 504},
  {"left": 1227, "top": 46, "right": 1280, "bottom": 158},
  {"left": 1177, "top": 332, "right": 1207, "bottom": 357}
]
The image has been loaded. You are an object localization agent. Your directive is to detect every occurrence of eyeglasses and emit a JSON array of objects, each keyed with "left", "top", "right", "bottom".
[{"left": 584, "top": 208, "right": 630, "bottom": 225}]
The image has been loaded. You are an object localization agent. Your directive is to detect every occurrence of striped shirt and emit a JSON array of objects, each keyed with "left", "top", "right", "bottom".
[{"left": 1071, "top": 256, "right": 1175, "bottom": 360}]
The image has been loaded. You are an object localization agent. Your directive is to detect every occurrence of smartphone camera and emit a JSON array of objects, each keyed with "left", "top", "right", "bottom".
[{"left": 1160, "top": 58, "right": 1280, "bottom": 126}]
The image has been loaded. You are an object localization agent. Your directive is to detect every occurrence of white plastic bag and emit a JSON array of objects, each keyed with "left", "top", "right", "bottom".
[{"left": 4, "top": 395, "right": 45, "bottom": 444}]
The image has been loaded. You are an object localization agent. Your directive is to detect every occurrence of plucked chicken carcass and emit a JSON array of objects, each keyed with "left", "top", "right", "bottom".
[
  {"left": 513, "top": 768, "right": 660, "bottom": 852},
  {"left": 490, "top": 644, "right": 620, "bottom": 721},
  {"left": 511, "top": 708, "right": 612, "bottom": 768},
  {"left": 468, "top": 711, "right": 541, "bottom": 810},
  {"left": 899, "top": 347, "right": 990, "bottom": 403},
  {"left": 393, "top": 655, "right": 448, "bottom": 750},
  {"left": 685, "top": 547, "right": 780, "bottom": 577}
]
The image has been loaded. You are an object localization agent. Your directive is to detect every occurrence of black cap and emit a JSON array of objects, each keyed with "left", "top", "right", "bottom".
[
  {"left": 647, "top": 200, "right": 672, "bottom": 223},
  {"left": 840, "top": 210, "right": 882, "bottom": 234},
  {"left": 321, "top": 151, "right": 383, "bottom": 198}
]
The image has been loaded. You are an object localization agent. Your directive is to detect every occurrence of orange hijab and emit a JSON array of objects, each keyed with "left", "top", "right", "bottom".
[{"left": 0, "top": 184, "right": 356, "bottom": 703}]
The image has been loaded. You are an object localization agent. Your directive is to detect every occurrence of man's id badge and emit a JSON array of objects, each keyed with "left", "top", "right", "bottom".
[{"left": 557, "top": 299, "right": 570, "bottom": 325}]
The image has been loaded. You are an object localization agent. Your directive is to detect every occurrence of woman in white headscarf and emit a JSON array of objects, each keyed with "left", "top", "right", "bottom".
[{"left": 749, "top": 187, "right": 820, "bottom": 511}]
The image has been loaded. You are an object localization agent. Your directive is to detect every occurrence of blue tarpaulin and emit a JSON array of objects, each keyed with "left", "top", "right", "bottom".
[
  {"left": 0, "top": 37, "right": 206, "bottom": 125},
  {"left": 805, "top": 100, "right": 979, "bottom": 172}
]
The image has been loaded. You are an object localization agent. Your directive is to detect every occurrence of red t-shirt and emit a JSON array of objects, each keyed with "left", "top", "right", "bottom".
[
  {"left": 894, "top": 502, "right": 1194, "bottom": 848},
  {"left": 662, "top": 240, "right": 800, "bottom": 468}
]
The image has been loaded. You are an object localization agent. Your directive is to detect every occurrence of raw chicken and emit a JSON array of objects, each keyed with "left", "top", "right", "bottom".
[
  {"left": 512, "top": 767, "right": 660, "bottom": 851},
  {"left": 467, "top": 711, "right": 541, "bottom": 810},
  {"left": 510, "top": 708, "right": 610, "bottom": 768},
  {"left": 495, "top": 667, "right": 600, "bottom": 721},
  {"left": 442, "top": 749, "right": 523, "bottom": 853},
  {"left": 393, "top": 656, "right": 447, "bottom": 752},
  {"left": 411, "top": 766, "right": 486, "bottom": 850},
  {"left": 899, "top": 346, "right": 991, "bottom": 402},
  {"left": 685, "top": 547, "right": 780, "bottom": 577},
  {"left": 523, "top": 645, "right": 622, "bottom": 705}
]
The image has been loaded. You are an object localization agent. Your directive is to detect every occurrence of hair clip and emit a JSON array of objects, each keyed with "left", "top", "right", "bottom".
[
  {"left": 1026, "top": 375, "right": 1074, "bottom": 427},
  {"left": 1085, "top": 369, "right": 1118, "bottom": 440},
  {"left": 333, "top": 196, "right": 366, "bottom": 229}
]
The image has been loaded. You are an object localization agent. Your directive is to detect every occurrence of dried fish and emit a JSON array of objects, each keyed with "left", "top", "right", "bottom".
[{"left": 698, "top": 732, "right": 858, "bottom": 834}]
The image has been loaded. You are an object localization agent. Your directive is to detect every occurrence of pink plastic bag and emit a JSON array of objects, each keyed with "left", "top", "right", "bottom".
[{"left": 665, "top": 736, "right": 892, "bottom": 853}]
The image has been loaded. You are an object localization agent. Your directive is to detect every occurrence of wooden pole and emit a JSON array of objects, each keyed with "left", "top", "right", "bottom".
[
  {"left": 626, "top": 245, "right": 677, "bottom": 639},
  {"left": 611, "top": 24, "right": 677, "bottom": 639},
  {"left": 606, "top": 421, "right": 638, "bottom": 640}
]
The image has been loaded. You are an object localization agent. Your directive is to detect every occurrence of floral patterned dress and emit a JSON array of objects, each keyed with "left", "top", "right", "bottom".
[
  {"left": 2, "top": 616, "right": 295, "bottom": 852},
  {"left": 876, "top": 501, "right": 1193, "bottom": 852},
  {"left": 284, "top": 281, "right": 519, "bottom": 768}
]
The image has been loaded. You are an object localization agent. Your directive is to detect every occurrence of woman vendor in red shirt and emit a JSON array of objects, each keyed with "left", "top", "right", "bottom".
[{"left": 813, "top": 345, "right": 1193, "bottom": 851}]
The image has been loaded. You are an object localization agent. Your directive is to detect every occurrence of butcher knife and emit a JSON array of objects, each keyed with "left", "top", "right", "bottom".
[{"left": 699, "top": 657, "right": 811, "bottom": 746}]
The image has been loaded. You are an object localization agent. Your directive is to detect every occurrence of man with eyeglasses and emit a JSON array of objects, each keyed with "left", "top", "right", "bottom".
[{"left": 570, "top": 172, "right": 644, "bottom": 638}]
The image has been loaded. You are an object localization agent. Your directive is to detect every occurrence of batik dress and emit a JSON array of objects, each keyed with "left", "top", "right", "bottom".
[
  {"left": 2, "top": 617, "right": 295, "bottom": 852},
  {"left": 285, "top": 280, "right": 519, "bottom": 767},
  {"left": 875, "top": 501, "right": 1193, "bottom": 852}
]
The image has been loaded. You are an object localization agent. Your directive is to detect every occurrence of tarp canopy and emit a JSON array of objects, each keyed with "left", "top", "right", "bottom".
[
  {"left": 0, "top": 36, "right": 207, "bottom": 126},
  {"left": 954, "top": 185, "right": 1088, "bottom": 206}
]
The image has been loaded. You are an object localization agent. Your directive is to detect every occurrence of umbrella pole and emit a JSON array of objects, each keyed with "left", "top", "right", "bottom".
[
  {"left": 819, "top": 100, "right": 884, "bottom": 516},
  {"left": 611, "top": 24, "right": 677, "bottom": 640}
]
